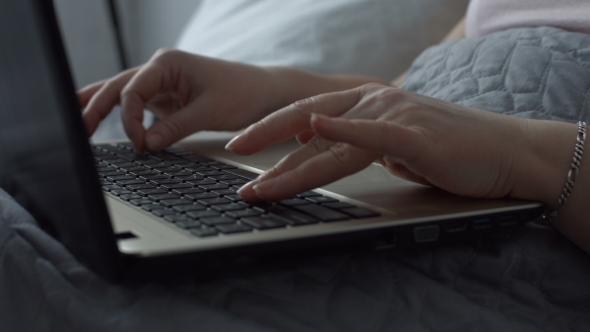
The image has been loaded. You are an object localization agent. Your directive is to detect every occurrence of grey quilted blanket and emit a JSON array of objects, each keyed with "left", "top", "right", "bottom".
[{"left": 2, "top": 27, "right": 590, "bottom": 332}]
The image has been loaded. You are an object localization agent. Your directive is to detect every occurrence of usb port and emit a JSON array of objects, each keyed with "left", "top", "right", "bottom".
[
  {"left": 443, "top": 220, "right": 467, "bottom": 233},
  {"left": 497, "top": 216, "right": 518, "bottom": 226},
  {"left": 413, "top": 225, "right": 440, "bottom": 243},
  {"left": 472, "top": 218, "right": 492, "bottom": 230}
]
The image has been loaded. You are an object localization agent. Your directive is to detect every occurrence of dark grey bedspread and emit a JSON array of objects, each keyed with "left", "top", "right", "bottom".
[{"left": 2, "top": 27, "right": 590, "bottom": 332}]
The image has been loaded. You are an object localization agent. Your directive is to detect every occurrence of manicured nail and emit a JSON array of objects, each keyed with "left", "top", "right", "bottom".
[
  {"left": 225, "top": 134, "right": 246, "bottom": 151},
  {"left": 146, "top": 133, "right": 163, "bottom": 151},
  {"left": 252, "top": 178, "right": 278, "bottom": 198}
]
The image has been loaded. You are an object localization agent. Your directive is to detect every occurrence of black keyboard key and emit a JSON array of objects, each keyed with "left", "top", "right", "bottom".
[
  {"left": 266, "top": 207, "right": 319, "bottom": 226},
  {"left": 150, "top": 162, "right": 172, "bottom": 169},
  {"left": 120, "top": 194, "right": 143, "bottom": 201},
  {"left": 224, "top": 194, "right": 244, "bottom": 202},
  {"left": 293, "top": 204, "right": 350, "bottom": 222},
  {"left": 223, "top": 169, "right": 259, "bottom": 180},
  {"left": 172, "top": 188, "right": 204, "bottom": 195},
  {"left": 186, "top": 210, "right": 222, "bottom": 219},
  {"left": 305, "top": 196, "right": 338, "bottom": 204},
  {"left": 110, "top": 189, "right": 133, "bottom": 197},
  {"left": 198, "top": 197, "right": 232, "bottom": 206},
  {"left": 184, "top": 192, "right": 218, "bottom": 201},
  {"left": 322, "top": 202, "right": 356, "bottom": 209},
  {"left": 172, "top": 204, "right": 206, "bottom": 213},
  {"left": 160, "top": 199, "right": 194, "bottom": 208},
  {"left": 130, "top": 199, "right": 153, "bottom": 206},
  {"left": 211, "top": 189, "right": 236, "bottom": 196},
  {"left": 107, "top": 175, "right": 135, "bottom": 182},
  {"left": 137, "top": 188, "right": 169, "bottom": 196},
  {"left": 224, "top": 209, "right": 261, "bottom": 219},
  {"left": 139, "top": 174, "right": 170, "bottom": 181},
  {"left": 216, "top": 223, "right": 252, "bottom": 234},
  {"left": 148, "top": 193, "right": 181, "bottom": 201},
  {"left": 182, "top": 154, "right": 213, "bottom": 163},
  {"left": 195, "top": 170, "right": 225, "bottom": 177},
  {"left": 199, "top": 183, "right": 229, "bottom": 191},
  {"left": 112, "top": 162, "right": 137, "bottom": 169},
  {"left": 164, "top": 214, "right": 192, "bottom": 223},
  {"left": 280, "top": 198, "right": 310, "bottom": 206},
  {"left": 175, "top": 175, "right": 204, "bottom": 181},
  {"left": 296, "top": 191, "right": 322, "bottom": 198},
  {"left": 175, "top": 219, "right": 202, "bottom": 229},
  {"left": 159, "top": 166, "right": 184, "bottom": 174},
  {"left": 220, "top": 179, "right": 248, "bottom": 186},
  {"left": 190, "top": 227, "right": 218, "bottom": 237},
  {"left": 103, "top": 185, "right": 124, "bottom": 192},
  {"left": 186, "top": 179, "right": 216, "bottom": 186},
  {"left": 341, "top": 207, "right": 380, "bottom": 218},
  {"left": 116, "top": 179, "right": 145, "bottom": 186},
  {"left": 201, "top": 216, "right": 237, "bottom": 226},
  {"left": 141, "top": 204, "right": 164, "bottom": 211},
  {"left": 241, "top": 216, "right": 287, "bottom": 230},
  {"left": 161, "top": 183, "right": 194, "bottom": 190},
  {"left": 149, "top": 179, "right": 181, "bottom": 186},
  {"left": 152, "top": 209, "right": 177, "bottom": 217},
  {"left": 211, "top": 203, "right": 247, "bottom": 212},
  {"left": 207, "top": 174, "right": 237, "bottom": 181},
  {"left": 166, "top": 171, "right": 194, "bottom": 178},
  {"left": 183, "top": 166, "right": 211, "bottom": 172},
  {"left": 127, "top": 184, "right": 157, "bottom": 191},
  {"left": 133, "top": 170, "right": 159, "bottom": 177}
]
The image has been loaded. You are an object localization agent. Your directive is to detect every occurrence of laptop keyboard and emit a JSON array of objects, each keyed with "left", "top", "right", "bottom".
[{"left": 93, "top": 143, "right": 380, "bottom": 238}]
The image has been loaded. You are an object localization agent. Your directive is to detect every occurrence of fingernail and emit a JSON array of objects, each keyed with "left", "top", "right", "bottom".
[
  {"left": 225, "top": 134, "right": 246, "bottom": 151},
  {"left": 252, "top": 178, "right": 278, "bottom": 198},
  {"left": 146, "top": 133, "right": 163, "bottom": 151}
]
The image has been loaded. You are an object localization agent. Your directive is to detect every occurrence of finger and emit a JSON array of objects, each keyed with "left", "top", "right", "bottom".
[
  {"left": 142, "top": 96, "right": 215, "bottom": 151},
  {"left": 82, "top": 69, "right": 139, "bottom": 136},
  {"left": 242, "top": 143, "right": 378, "bottom": 202},
  {"left": 119, "top": 64, "right": 176, "bottom": 151},
  {"left": 310, "top": 113, "right": 423, "bottom": 161},
  {"left": 226, "top": 88, "right": 361, "bottom": 155},
  {"left": 295, "top": 130, "right": 316, "bottom": 145},
  {"left": 77, "top": 80, "right": 106, "bottom": 108}
]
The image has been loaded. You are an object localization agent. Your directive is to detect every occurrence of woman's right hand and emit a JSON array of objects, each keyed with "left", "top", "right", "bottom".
[{"left": 79, "top": 49, "right": 283, "bottom": 151}]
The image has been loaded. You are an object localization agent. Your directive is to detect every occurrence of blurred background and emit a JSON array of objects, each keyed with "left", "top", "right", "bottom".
[{"left": 53, "top": 0, "right": 468, "bottom": 140}]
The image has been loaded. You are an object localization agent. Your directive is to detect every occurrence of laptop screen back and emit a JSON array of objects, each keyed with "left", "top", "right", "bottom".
[{"left": 0, "top": 0, "right": 121, "bottom": 280}]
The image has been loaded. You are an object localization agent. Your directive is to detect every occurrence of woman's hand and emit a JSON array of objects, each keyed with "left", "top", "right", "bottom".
[
  {"left": 228, "top": 83, "right": 576, "bottom": 206},
  {"left": 80, "top": 49, "right": 284, "bottom": 151}
]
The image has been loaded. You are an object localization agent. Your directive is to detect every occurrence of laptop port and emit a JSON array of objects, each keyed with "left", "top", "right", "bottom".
[
  {"left": 443, "top": 220, "right": 467, "bottom": 233},
  {"left": 497, "top": 216, "right": 518, "bottom": 226},
  {"left": 472, "top": 218, "right": 492, "bottom": 230},
  {"left": 413, "top": 225, "right": 440, "bottom": 243}
]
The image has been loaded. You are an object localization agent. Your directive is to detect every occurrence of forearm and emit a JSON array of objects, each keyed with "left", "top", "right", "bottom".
[{"left": 265, "top": 66, "right": 390, "bottom": 111}]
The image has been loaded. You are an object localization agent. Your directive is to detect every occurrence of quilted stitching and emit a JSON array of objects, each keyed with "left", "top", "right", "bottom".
[{"left": 402, "top": 27, "right": 590, "bottom": 124}]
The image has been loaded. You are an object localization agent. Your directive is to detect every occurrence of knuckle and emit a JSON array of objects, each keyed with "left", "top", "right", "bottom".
[
  {"left": 159, "top": 118, "right": 185, "bottom": 139},
  {"left": 329, "top": 143, "right": 354, "bottom": 170}
]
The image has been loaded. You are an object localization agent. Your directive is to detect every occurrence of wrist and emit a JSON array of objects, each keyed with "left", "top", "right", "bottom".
[{"left": 511, "top": 119, "right": 580, "bottom": 206}]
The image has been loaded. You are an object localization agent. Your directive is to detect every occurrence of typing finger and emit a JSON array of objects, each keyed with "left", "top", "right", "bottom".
[
  {"left": 82, "top": 68, "right": 138, "bottom": 136},
  {"left": 226, "top": 88, "right": 361, "bottom": 155},
  {"left": 119, "top": 63, "right": 182, "bottom": 151},
  {"left": 242, "top": 142, "right": 378, "bottom": 202}
]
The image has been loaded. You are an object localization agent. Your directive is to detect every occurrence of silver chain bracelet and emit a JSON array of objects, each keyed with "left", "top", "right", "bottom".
[{"left": 542, "top": 121, "right": 587, "bottom": 222}]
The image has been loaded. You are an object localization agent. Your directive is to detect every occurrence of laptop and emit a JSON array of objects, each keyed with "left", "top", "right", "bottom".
[{"left": 0, "top": 0, "right": 543, "bottom": 281}]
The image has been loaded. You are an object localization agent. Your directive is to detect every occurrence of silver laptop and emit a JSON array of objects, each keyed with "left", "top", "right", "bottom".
[{"left": 0, "top": 0, "right": 543, "bottom": 281}]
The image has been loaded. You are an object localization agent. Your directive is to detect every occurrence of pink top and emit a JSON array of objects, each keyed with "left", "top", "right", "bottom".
[{"left": 465, "top": 0, "right": 590, "bottom": 37}]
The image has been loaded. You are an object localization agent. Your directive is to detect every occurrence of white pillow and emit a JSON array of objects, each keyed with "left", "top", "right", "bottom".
[{"left": 177, "top": 0, "right": 469, "bottom": 80}]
